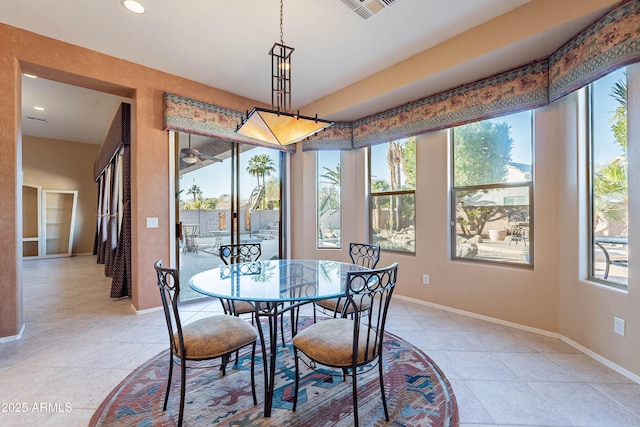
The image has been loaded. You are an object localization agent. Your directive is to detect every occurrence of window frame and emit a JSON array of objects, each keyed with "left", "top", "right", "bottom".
[
  {"left": 449, "top": 111, "right": 534, "bottom": 267},
  {"left": 316, "top": 150, "right": 342, "bottom": 250},
  {"left": 368, "top": 138, "right": 416, "bottom": 254},
  {"left": 586, "top": 68, "right": 629, "bottom": 289}
]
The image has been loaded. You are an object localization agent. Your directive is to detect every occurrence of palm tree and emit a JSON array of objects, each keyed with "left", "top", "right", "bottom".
[
  {"left": 594, "top": 77, "right": 628, "bottom": 231},
  {"left": 186, "top": 184, "right": 202, "bottom": 202},
  {"left": 246, "top": 154, "right": 276, "bottom": 187},
  {"left": 318, "top": 164, "right": 341, "bottom": 221},
  {"left": 319, "top": 164, "right": 340, "bottom": 187},
  {"left": 246, "top": 154, "right": 276, "bottom": 209},
  {"left": 386, "top": 141, "right": 404, "bottom": 231}
]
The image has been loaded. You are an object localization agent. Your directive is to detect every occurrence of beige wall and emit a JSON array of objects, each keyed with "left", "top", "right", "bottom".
[
  {"left": 291, "top": 65, "right": 640, "bottom": 378},
  {"left": 22, "top": 136, "right": 99, "bottom": 255}
]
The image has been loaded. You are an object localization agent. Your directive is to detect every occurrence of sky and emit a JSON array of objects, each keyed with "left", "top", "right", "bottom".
[
  {"left": 181, "top": 146, "right": 278, "bottom": 201},
  {"left": 592, "top": 67, "right": 626, "bottom": 164}
]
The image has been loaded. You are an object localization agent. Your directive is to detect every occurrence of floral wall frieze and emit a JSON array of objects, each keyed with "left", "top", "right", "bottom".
[
  {"left": 351, "top": 60, "right": 549, "bottom": 149},
  {"left": 550, "top": 0, "right": 640, "bottom": 102}
]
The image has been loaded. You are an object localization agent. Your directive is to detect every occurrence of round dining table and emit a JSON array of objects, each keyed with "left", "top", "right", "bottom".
[{"left": 189, "top": 258, "right": 370, "bottom": 417}]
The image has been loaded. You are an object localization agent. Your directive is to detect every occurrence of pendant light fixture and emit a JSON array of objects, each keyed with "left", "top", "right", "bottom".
[{"left": 236, "top": 0, "right": 333, "bottom": 146}]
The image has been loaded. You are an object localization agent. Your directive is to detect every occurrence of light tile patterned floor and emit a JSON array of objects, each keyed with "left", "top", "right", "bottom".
[{"left": 1, "top": 255, "right": 639, "bottom": 426}]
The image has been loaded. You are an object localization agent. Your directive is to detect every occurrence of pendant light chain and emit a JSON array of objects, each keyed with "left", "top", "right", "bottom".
[
  {"left": 280, "top": 0, "right": 284, "bottom": 45},
  {"left": 235, "top": 0, "right": 334, "bottom": 145}
]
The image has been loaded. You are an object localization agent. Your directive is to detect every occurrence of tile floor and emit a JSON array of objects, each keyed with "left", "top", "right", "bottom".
[{"left": 1, "top": 255, "right": 639, "bottom": 426}]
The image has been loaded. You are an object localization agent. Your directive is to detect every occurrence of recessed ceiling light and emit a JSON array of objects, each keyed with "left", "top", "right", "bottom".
[
  {"left": 23, "top": 73, "right": 38, "bottom": 79},
  {"left": 121, "top": 0, "right": 145, "bottom": 14},
  {"left": 34, "top": 106, "right": 45, "bottom": 111}
]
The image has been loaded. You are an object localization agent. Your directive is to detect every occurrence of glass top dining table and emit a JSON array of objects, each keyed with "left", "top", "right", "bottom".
[
  {"left": 188, "top": 258, "right": 370, "bottom": 417},
  {"left": 189, "top": 258, "right": 370, "bottom": 303}
]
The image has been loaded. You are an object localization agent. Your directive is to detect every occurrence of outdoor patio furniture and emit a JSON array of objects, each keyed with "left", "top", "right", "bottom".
[{"left": 182, "top": 224, "right": 199, "bottom": 254}]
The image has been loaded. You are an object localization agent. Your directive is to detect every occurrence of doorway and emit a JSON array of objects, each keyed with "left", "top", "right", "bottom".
[{"left": 175, "top": 133, "right": 285, "bottom": 301}]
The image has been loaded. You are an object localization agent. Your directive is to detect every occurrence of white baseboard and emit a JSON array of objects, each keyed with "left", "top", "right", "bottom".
[
  {"left": 132, "top": 304, "right": 163, "bottom": 315},
  {"left": 0, "top": 323, "right": 25, "bottom": 343},
  {"left": 393, "top": 294, "right": 640, "bottom": 385}
]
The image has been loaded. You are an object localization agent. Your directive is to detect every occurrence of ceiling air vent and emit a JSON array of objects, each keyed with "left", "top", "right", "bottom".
[{"left": 338, "top": 0, "right": 397, "bottom": 20}]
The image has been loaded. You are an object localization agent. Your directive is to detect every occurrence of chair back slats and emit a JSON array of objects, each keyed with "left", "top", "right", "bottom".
[
  {"left": 154, "top": 260, "right": 184, "bottom": 358},
  {"left": 349, "top": 242, "right": 381, "bottom": 269},
  {"left": 219, "top": 243, "right": 262, "bottom": 265},
  {"left": 343, "top": 263, "right": 398, "bottom": 365}
]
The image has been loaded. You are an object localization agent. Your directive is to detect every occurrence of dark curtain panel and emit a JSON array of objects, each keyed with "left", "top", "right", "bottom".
[
  {"left": 93, "top": 174, "right": 106, "bottom": 263},
  {"left": 104, "top": 153, "right": 121, "bottom": 277},
  {"left": 93, "top": 102, "right": 132, "bottom": 298},
  {"left": 111, "top": 144, "right": 131, "bottom": 298}
]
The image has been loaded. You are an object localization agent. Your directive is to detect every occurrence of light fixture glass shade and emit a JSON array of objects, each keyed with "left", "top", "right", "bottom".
[
  {"left": 181, "top": 155, "right": 198, "bottom": 164},
  {"left": 237, "top": 107, "right": 333, "bottom": 146}
]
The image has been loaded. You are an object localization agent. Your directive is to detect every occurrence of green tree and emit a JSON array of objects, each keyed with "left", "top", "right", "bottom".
[
  {"left": 454, "top": 121, "right": 513, "bottom": 236},
  {"left": 401, "top": 139, "right": 417, "bottom": 188},
  {"left": 593, "top": 76, "right": 627, "bottom": 231},
  {"left": 264, "top": 177, "right": 280, "bottom": 209},
  {"left": 200, "top": 197, "right": 218, "bottom": 210},
  {"left": 186, "top": 184, "right": 202, "bottom": 202},
  {"left": 454, "top": 121, "right": 513, "bottom": 186},
  {"left": 610, "top": 78, "right": 627, "bottom": 150}
]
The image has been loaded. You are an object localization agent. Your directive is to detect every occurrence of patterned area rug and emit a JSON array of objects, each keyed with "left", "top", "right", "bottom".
[{"left": 90, "top": 318, "right": 458, "bottom": 426}]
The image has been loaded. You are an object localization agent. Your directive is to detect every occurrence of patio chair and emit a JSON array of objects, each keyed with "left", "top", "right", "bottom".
[
  {"left": 181, "top": 224, "right": 199, "bottom": 254},
  {"left": 507, "top": 211, "right": 529, "bottom": 246},
  {"left": 313, "top": 242, "right": 381, "bottom": 321},
  {"left": 154, "top": 260, "right": 257, "bottom": 427},
  {"left": 292, "top": 263, "right": 398, "bottom": 427}
]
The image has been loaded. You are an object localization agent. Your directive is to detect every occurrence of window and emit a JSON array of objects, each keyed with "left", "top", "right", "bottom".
[
  {"left": 451, "top": 111, "right": 533, "bottom": 265},
  {"left": 317, "top": 151, "right": 341, "bottom": 249},
  {"left": 369, "top": 137, "right": 416, "bottom": 253},
  {"left": 589, "top": 67, "right": 628, "bottom": 288}
]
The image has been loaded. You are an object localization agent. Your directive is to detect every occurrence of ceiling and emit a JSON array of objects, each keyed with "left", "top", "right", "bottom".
[{"left": 4, "top": 0, "right": 615, "bottom": 144}]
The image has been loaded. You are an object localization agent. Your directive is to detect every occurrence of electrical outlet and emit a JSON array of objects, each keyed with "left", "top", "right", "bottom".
[
  {"left": 146, "top": 217, "right": 159, "bottom": 228},
  {"left": 614, "top": 317, "right": 625, "bottom": 336},
  {"left": 422, "top": 274, "right": 430, "bottom": 285}
]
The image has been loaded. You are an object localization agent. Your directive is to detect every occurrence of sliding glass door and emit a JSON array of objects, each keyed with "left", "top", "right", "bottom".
[{"left": 175, "top": 133, "right": 283, "bottom": 302}]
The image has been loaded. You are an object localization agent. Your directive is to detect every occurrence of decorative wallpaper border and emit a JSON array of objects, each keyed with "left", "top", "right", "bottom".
[
  {"left": 163, "top": 93, "right": 296, "bottom": 152},
  {"left": 350, "top": 60, "right": 548, "bottom": 149},
  {"left": 164, "top": 1, "right": 639, "bottom": 152},
  {"left": 550, "top": 0, "right": 640, "bottom": 102},
  {"left": 302, "top": 121, "right": 353, "bottom": 150}
]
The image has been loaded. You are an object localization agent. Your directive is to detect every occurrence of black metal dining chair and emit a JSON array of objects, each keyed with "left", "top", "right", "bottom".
[
  {"left": 292, "top": 262, "right": 398, "bottom": 427},
  {"left": 218, "top": 243, "right": 262, "bottom": 317},
  {"left": 313, "top": 242, "right": 381, "bottom": 320},
  {"left": 218, "top": 243, "right": 287, "bottom": 346},
  {"left": 154, "top": 260, "right": 257, "bottom": 427}
]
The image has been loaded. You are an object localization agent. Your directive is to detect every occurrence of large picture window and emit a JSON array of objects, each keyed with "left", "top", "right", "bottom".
[
  {"left": 317, "top": 151, "right": 342, "bottom": 249},
  {"left": 589, "top": 67, "right": 628, "bottom": 288},
  {"left": 451, "top": 111, "right": 533, "bottom": 265},
  {"left": 369, "top": 137, "right": 416, "bottom": 253}
]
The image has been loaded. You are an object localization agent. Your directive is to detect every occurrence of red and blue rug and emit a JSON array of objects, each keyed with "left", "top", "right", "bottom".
[{"left": 90, "top": 319, "right": 458, "bottom": 426}]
